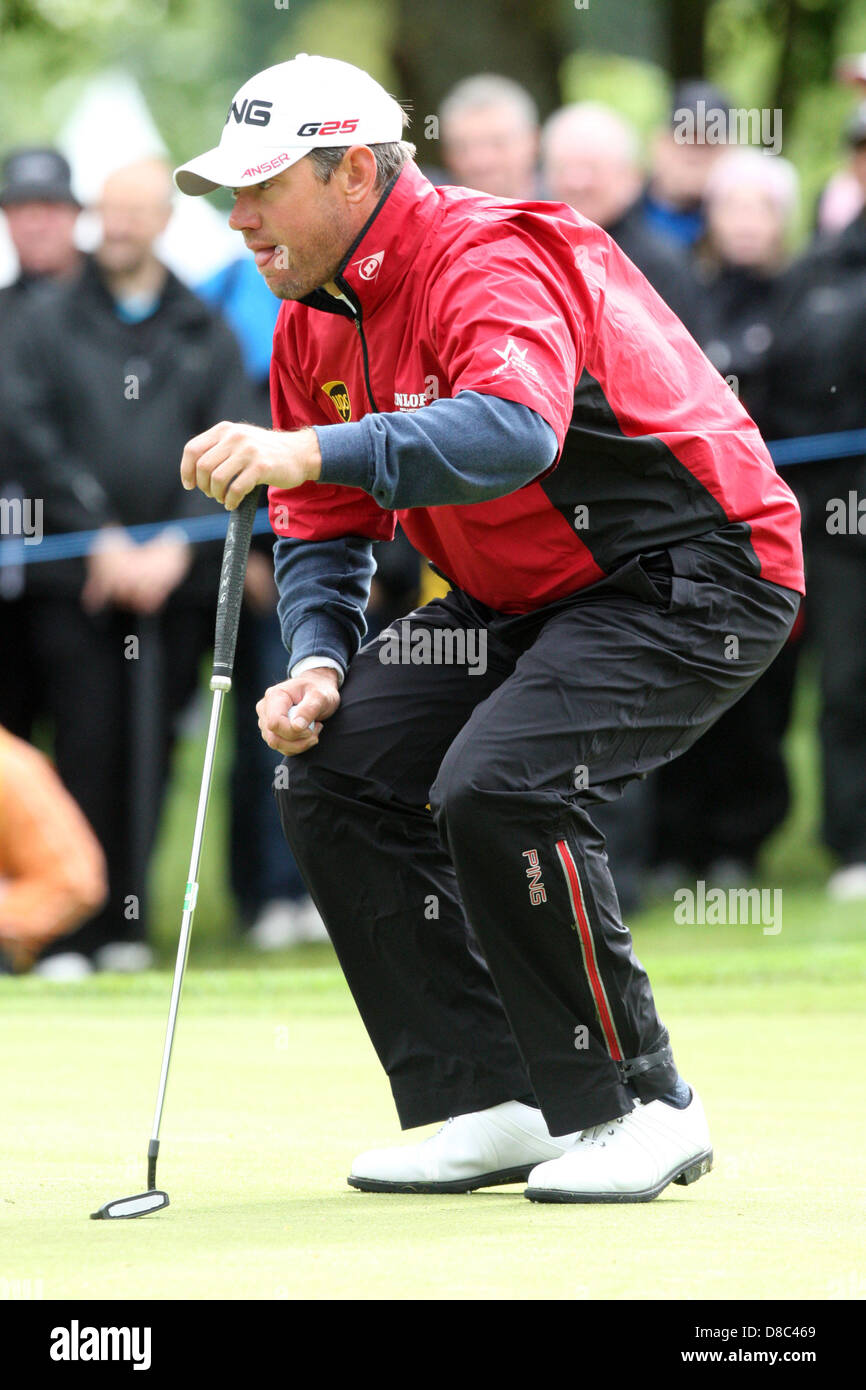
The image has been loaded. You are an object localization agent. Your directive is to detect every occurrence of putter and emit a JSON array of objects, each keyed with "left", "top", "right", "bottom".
[{"left": 92, "top": 488, "right": 262, "bottom": 1221}]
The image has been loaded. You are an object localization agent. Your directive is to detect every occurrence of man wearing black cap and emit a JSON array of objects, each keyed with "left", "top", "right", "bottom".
[
  {"left": 0, "top": 148, "right": 81, "bottom": 285},
  {"left": 0, "top": 149, "right": 83, "bottom": 740}
]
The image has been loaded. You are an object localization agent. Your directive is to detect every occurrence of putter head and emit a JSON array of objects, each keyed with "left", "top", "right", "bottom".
[{"left": 90, "top": 1190, "right": 169, "bottom": 1220}]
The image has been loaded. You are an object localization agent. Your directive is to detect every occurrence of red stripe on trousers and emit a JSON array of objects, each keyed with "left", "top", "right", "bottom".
[{"left": 556, "top": 838, "right": 623, "bottom": 1061}]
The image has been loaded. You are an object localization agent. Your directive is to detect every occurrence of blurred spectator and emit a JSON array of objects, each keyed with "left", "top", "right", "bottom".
[
  {"left": 0, "top": 723, "right": 107, "bottom": 976},
  {"left": 641, "top": 80, "right": 731, "bottom": 248},
  {"left": 439, "top": 74, "right": 540, "bottom": 198},
  {"left": 816, "top": 100, "right": 866, "bottom": 235},
  {"left": 541, "top": 101, "right": 699, "bottom": 327},
  {"left": 3, "top": 157, "right": 257, "bottom": 974},
  {"left": 0, "top": 149, "right": 82, "bottom": 739},
  {"left": 762, "top": 186, "right": 866, "bottom": 899},
  {"left": 652, "top": 150, "right": 803, "bottom": 886},
  {"left": 697, "top": 148, "right": 800, "bottom": 398},
  {"left": 0, "top": 148, "right": 81, "bottom": 281}
]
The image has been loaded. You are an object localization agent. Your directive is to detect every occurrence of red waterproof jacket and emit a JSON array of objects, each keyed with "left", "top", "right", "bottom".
[{"left": 269, "top": 161, "right": 804, "bottom": 611}]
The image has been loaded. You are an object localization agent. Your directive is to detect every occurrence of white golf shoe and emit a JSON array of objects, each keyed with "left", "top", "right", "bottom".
[
  {"left": 92, "top": 942, "right": 154, "bottom": 973},
  {"left": 827, "top": 863, "right": 866, "bottom": 902},
  {"left": 31, "top": 952, "right": 93, "bottom": 980},
  {"left": 247, "top": 896, "right": 329, "bottom": 949},
  {"left": 348, "top": 1100, "right": 581, "bottom": 1193},
  {"left": 525, "top": 1088, "right": 713, "bottom": 1203}
]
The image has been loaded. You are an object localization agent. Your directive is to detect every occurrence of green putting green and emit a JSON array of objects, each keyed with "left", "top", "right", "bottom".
[{"left": 2, "top": 889, "right": 864, "bottom": 1301}]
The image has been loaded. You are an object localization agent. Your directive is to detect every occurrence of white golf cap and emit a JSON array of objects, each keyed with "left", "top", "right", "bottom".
[{"left": 174, "top": 54, "right": 405, "bottom": 196}]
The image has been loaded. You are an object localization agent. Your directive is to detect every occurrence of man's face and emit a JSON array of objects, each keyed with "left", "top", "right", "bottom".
[
  {"left": 228, "top": 155, "right": 357, "bottom": 300},
  {"left": 3, "top": 200, "right": 79, "bottom": 276},
  {"left": 651, "top": 131, "right": 723, "bottom": 209},
  {"left": 96, "top": 180, "right": 171, "bottom": 276},
  {"left": 543, "top": 139, "right": 640, "bottom": 229},
  {"left": 442, "top": 106, "right": 537, "bottom": 198}
]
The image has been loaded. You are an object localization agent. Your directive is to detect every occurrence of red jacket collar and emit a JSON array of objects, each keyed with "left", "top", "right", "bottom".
[{"left": 301, "top": 161, "right": 442, "bottom": 321}]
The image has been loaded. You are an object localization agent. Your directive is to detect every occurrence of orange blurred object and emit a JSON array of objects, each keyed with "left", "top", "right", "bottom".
[{"left": 0, "top": 725, "right": 107, "bottom": 969}]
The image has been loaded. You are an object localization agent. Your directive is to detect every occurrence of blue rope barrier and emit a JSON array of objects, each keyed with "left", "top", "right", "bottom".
[
  {"left": 0, "top": 507, "right": 274, "bottom": 567},
  {"left": 2, "top": 424, "right": 866, "bottom": 567},
  {"left": 767, "top": 427, "right": 866, "bottom": 467}
]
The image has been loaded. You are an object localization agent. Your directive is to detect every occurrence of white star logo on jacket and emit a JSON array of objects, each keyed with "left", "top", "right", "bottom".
[{"left": 491, "top": 337, "right": 543, "bottom": 384}]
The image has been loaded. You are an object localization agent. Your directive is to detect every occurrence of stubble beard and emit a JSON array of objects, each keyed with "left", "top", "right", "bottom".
[
  {"left": 267, "top": 253, "right": 343, "bottom": 301},
  {"left": 266, "top": 199, "right": 354, "bottom": 301}
]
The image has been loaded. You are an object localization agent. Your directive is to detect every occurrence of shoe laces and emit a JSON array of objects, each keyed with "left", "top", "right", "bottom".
[
  {"left": 422, "top": 1117, "right": 456, "bottom": 1146},
  {"left": 578, "top": 1100, "right": 641, "bottom": 1148}
]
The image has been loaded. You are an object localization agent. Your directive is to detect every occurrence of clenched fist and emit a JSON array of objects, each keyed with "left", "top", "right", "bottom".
[
  {"left": 257, "top": 668, "right": 341, "bottom": 757},
  {"left": 180, "top": 420, "right": 322, "bottom": 510}
]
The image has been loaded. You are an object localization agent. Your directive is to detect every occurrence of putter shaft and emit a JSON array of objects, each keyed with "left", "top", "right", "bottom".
[{"left": 148, "top": 679, "right": 228, "bottom": 1186}]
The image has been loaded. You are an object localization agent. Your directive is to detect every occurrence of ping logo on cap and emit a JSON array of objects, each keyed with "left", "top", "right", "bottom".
[
  {"left": 226, "top": 99, "right": 273, "bottom": 127},
  {"left": 322, "top": 380, "right": 352, "bottom": 422}
]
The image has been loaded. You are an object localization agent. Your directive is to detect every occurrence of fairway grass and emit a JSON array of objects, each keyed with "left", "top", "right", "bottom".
[{"left": 3, "top": 891, "right": 865, "bottom": 1301}]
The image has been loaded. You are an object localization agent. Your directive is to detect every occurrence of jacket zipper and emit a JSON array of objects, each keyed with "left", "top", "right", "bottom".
[
  {"left": 353, "top": 316, "right": 378, "bottom": 413},
  {"left": 335, "top": 276, "right": 379, "bottom": 413}
]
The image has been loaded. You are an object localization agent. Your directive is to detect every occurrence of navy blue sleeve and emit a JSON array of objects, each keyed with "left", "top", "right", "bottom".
[
  {"left": 273, "top": 533, "right": 376, "bottom": 677},
  {"left": 313, "top": 390, "right": 559, "bottom": 509},
  {"left": 274, "top": 392, "right": 557, "bottom": 678}
]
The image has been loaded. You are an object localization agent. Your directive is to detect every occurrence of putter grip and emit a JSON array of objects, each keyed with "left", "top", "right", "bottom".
[{"left": 212, "top": 487, "right": 261, "bottom": 684}]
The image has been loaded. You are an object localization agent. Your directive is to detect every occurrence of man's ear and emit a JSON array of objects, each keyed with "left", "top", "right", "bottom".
[{"left": 338, "top": 145, "right": 380, "bottom": 207}]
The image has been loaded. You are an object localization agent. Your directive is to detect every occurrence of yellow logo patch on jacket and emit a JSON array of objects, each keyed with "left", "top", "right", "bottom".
[{"left": 322, "top": 380, "right": 352, "bottom": 422}]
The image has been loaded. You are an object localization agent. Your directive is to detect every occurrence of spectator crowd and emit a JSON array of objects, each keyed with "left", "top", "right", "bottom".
[{"left": 2, "top": 67, "right": 865, "bottom": 975}]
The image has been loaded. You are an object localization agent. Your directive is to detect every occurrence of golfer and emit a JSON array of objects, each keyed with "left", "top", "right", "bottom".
[{"left": 177, "top": 55, "right": 804, "bottom": 1202}]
